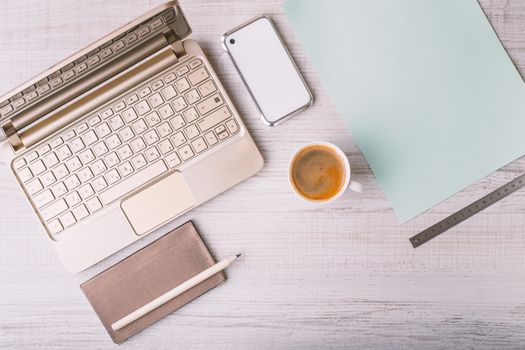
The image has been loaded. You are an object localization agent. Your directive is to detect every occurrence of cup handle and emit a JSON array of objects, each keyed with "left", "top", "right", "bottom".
[{"left": 349, "top": 180, "right": 363, "bottom": 193}]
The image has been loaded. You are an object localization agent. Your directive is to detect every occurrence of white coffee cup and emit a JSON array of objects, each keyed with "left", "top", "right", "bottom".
[{"left": 288, "top": 142, "right": 363, "bottom": 204}]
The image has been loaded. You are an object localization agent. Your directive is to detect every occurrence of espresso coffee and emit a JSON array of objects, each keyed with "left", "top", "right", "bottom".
[{"left": 290, "top": 144, "right": 346, "bottom": 201}]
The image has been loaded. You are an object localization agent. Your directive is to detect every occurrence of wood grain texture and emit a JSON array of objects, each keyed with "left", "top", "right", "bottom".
[{"left": 1, "top": 0, "right": 525, "bottom": 349}]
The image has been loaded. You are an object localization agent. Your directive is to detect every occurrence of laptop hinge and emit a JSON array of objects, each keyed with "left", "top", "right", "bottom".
[
  {"left": 168, "top": 34, "right": 187, "bottom": 58},
  {"left": 8, "top": 48, "right": 179, "bottom": 152}
]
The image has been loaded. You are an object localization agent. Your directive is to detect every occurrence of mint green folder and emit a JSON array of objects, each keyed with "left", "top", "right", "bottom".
[{"left": 284, "top": 0, "right": 525, "bottom": 222}]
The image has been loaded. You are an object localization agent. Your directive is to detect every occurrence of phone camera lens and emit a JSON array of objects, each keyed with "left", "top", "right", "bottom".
[{"left": 229, "top": 38, "right": 235, "bottom": 45}]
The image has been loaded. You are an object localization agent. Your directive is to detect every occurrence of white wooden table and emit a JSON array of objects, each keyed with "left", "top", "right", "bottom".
[{"left": 1, "top": 1, "right": 525, "bottom": 349}]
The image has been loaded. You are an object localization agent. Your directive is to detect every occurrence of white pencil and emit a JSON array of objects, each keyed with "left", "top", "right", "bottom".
[{"left": 111, "top": 253, "right": 241, "bottom": 331}]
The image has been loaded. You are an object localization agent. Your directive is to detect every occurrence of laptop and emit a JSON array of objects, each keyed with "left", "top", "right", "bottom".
[{"left": 0, "top": 1, "right": 263, "bottom": 272}]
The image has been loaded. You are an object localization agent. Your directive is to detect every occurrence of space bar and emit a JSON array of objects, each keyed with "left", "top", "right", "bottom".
[{"left": 99, "top": 160, "right": 168, "bottom": 205}]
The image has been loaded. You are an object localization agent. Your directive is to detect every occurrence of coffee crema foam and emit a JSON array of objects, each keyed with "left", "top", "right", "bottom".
[{"left": 291, "top": 145, "right": 345, "bottom": 201}]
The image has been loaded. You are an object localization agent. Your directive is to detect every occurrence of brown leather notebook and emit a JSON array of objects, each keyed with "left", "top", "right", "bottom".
[{"left": 80, "top": 221, "right": 225, "bottom": 344}]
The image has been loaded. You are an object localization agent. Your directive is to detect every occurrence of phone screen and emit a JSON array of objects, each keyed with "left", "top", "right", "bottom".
[{"left": 224, "top": 17, "right": 312, "bottom": 125}]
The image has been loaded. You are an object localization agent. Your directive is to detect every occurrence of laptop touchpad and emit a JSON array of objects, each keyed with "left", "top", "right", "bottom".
[{"left": 121, "top": 172, "right": 196, "bottom": 236}]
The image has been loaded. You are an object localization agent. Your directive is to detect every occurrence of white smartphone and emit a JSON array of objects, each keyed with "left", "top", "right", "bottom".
[{"left": 222, "top": 16, "right": 313, "bottom": 126}]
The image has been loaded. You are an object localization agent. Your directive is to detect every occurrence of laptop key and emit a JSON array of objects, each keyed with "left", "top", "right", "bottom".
[
  {"left": 131, "top": 154, "right": 147, "bottom": 170},
  {"left": 170, "top": 115, "right": 186, "bottom": 130},
  {"left": 144, "top": 130, "right": 159, "bottom": 145},
  {"left": 99, "top": 160, "right": 167, "bottom": 206},
  {"left": 174, "top": 78, "right": 190, "bottom": 93},
  {"left": 185, "top": 89, "right": 200, "bottom": 104},
  {"left": 91, "top": 159, "right": 107, "bottom": 175},
  {"left": 88, "top": 116, "right": 101, "bottom": 127},
  {"left": 104, "top": 152, "right": 120, "bottom": 168},
  {"left": 43, "top": 153, "right": 59, "bottom": 168},
  {"left": 184, "top": 125, "right": 200, "bottom": 140},
  {"left": 41, "top": 172, "right": 57, "bottom": 187},
  {"left": 159, "top": 104, "right": 174, "bottom": 119},
  {"left": 106, "top": 134, "right": 122, "bottom": 150},
  {"left": 188, "top": 66, "right": 209, "bottom": 85},
  {"left": 83, "top": 130, "right": 98, "bottom": 146},
  {"left": 157, "top": 122, "right": 173, "bottom": 138},
  {"left": 130, "top": 137, "right": 146, "bottom": 152},
  {"left": 117, "top": 145, "right": 133, "bottom": 160},
  {"left": 114, "top": 101, "right": 126, "bottom": 112},
  {"left": 204, "top": 131, "right": 218, "bottom": 146},
  {"left": 66, "top": 156, "right": 82, "bottom": 172},
  {"left": 226, "top": 119, "right": 239, "bottom": 134},
  {"left": 54, "top": 164, "right": 70, "bottom": 180},
  {"left": 135, "top": 101, "right": 151, "bottom": 116},
  {"left": 41, "top": 198, "right": 68, "bottom": 221},
  {"left": 34, "top": 189, "right": 55, "bottom": 208},
  {"left": 151, "top": 80, "right": 164, "bottom": 90},
  {"left": 165, "top": 152, "right": 181, "bottom": 168},
  {"left": 145, "top": 111, "right": 161, "bottom": 127},
  {"left": 164, "top": 72, "right": 177, "bottom": 83},
  {"left": 172, "top": 97, "right": 187, "bottom": 112},
  {"left": 178, "top": 145, "right": 194, "bottom": 161},
  {"left": 47, "top": 219, "right": 64, "bottom": 234},
  {"left": 189, "top": 59, "right": 202, "bottom": 69},
  {"left": 60, "top": 212, "right": 77, "bottom": 228},
  {"left": 38, "top": 144, "right": 51, "bottom": 156},
  {"left": 93, "top": 142, "right": 109, "bottom": 157},
  {"left": 73, "top": 205, "right": 89, "bottom": 221},
  {"left": 126, "top": 94, "right": 139, "bottom": 105},
  {"left": 158, "top": 139, "right": 174, "bottom": 155},
  {"left": 171, "top": 132, "right": 186, "bottom": 147},
  {"left": 218, "top": 130, "right": 230, "bottom": 140},
  {"left": 191, "top": 137, "right": 208, "bottom": 154},
  {"left": 26, "top": 179, "right": 43, "bottom": 195},
  {"left": 138, "top": 87, "right": 151, "bottom": 98},
  {"left": 95, "top": 122, "right": 111, "bottom": 138},
  {"left": 13, "top": 158, "right": 26, "bottom": 170},
  {"left": 78, "top": 184, "right": 95, "bottom": 200},
  {"left": 79, "top": 149, "right": 95, "bottom": 164},
  {"left": 176, "top": 65, "right": 189, "bottom": 76},
  {"left": 197, "top": 106, "right": 232, "bottom": 132},
  {"left": 50, "top": 137, "right": 64, "bottom": 147},
  {"left": 119, "top": 126, "right": 135, "bottom": 142},
  {"left": 62, "top": 129, "right": 76, "bottom": 142},
  {"left": 70, "top": 138, "right": 85, "bottom": 153},
  {"left": 105, "top": 169, "right": 121, "bottom": 185},
  {"left": 117, "top": 162, "right": 134, "bottom": 177},
  {"left": 76, "top": 123, "right": 88, "bottom": 134},
  {"left": 92, "top": 177, "right": 108, "bottom": 192},
  {"left": 51, "top": 182, "right": 67, "bottom": 198},
  {"left": 145, "top": 147, "right": 160, "bottom": 161},
  {"left": 65, "top": 191, "right": 82, "bottom": 207},
  {"left": 122, "top": 108, "right": 138, "bottom": 123},
  {"left": 197, "top": 93, "right": 224, "bottom": 116},
  {"left": 86, "top": 198, "right": 102, "bottom": 213},
  {"left": 161, "top": 86, "right": 177, "bottom": 101},
  {"left": 56, "top": 145, "right": 72, "bottom": 161},
  {"left": 183, "top": 107, "right": 199, "bottom": 123},
  {"left": 109, "top": 115, "right": 124, "bottom": 130},
  {"left": 78, "top": 168, "right": 94, "bottom": 182},
  {"left": 148, "top": 93, "right": 164, "bottom": 109},
  {"left": 18, "top": 167, "right": 33, "bottom": 182},
  {"left": 26, "top": 151, "right": 38, "bottom": 162},
  {"left": 64, "top": 175, "right": 81, "bottom": 191},
  {"left": 30, "top": 160, "right": 46, "bottom": 176}
]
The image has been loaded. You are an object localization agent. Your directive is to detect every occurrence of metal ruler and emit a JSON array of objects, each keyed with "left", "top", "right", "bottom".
[{"left": 410, "top": 173, "right": 525, "bottom": 248}]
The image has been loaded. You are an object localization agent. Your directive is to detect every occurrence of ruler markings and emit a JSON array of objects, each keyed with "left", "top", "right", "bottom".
[{"left": 410, "top": 173, "right": 525, "bottom": 248}]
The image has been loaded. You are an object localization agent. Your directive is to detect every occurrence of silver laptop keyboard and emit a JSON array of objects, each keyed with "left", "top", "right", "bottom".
[{"left": 12, "top": 57, "right": 240, "bottom": 236}]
